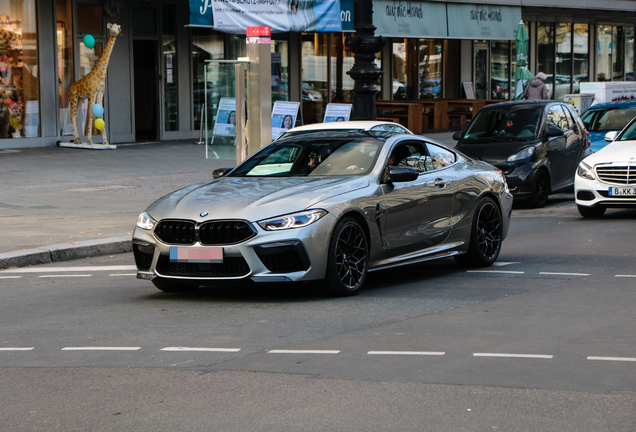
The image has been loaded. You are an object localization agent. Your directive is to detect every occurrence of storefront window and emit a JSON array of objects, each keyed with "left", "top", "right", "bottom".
[
  {"left": 573, "top": 24, "right": 589, "bottom": 89},
  {"left": 393, "top": 39, "right": 441, "bottom": 100},
  {"left": 626, "top": 27, "right": 634, "bottom": 81},
  {"left": 330, "top": 34, "right": 354, "bottom": 103},
  {"left": 596, "top": 25, "right": 634, "bottom": 82},
  {"left": 301, "top": 33, "right": 328, "bottom": 123},
  {"left": 57, "top": 0, "right": 73, "bottom": 136},
  {"left": 597, "top": 25, "right": 612, "bottom": 82},
  {"left": 191, "top": 28, "right": 223, "bottom": 130},
  {"left": 162, "top": 4, "right": 178, "bottom": 132},
  {"left": 555, "top": 23, "right": 572, "bottom": 99},
  {"left": 491, "top": 41, "right": 509, "bottom": 100},
  {"left": 613, "top": 27, "right": 625, "bottom": 81},
  {"left": 537, "top": 23, "right": 555, "bottom": 99},
  {"left": 271, "top": 36, "right": 289, "bottom": 103}
]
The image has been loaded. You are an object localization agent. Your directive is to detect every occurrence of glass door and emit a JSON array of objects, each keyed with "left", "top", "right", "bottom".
[{"left": 474, "top": 42, "right": 489, "bottom": 99}]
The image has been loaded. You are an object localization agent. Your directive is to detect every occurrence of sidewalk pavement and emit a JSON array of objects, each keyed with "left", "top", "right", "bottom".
[{"left": 0, "top": 132, "right": 458, "bottom": 270}]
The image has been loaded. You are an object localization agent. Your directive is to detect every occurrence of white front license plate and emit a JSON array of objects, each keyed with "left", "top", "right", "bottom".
[
  {"left": 169, "top": 247, "right": 223, "bottom": 263},
  {"left": 608, "top": 187, "right": 636, "bottom": 196}
]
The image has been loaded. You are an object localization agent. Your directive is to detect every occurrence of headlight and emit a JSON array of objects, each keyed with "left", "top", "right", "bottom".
[
  {"left": 258, "top": 210, "right": 327, "bottom": 231},
  {"left": 576, "top": 162, "right": 595, "bottom": 180},
  {"left": 507, "top": 147, "right": 535, "bottom": 162},
  {"left": 136, "top": 211, "right": 156, "bottom": 230}
]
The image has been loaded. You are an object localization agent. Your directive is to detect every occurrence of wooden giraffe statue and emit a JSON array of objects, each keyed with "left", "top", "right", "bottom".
[{"left": 69, "top": 23, "right": 123, "bottom": 145}]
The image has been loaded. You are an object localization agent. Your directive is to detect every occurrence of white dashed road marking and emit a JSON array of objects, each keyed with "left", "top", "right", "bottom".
[
  {"left": 61, "top": 347, "right": 141, "bottom": 351},
  {"left": 161, "top": 347, "right": 241, "bottom": 352},
  {"left": 268, "top": 349, "right": 341, "bottom": 354},
  {"left": 38, "top": 274, "right": 92, "bottom": 278},
  {"left": 473, "top": 353, "right": 553, "bottom": 359},
  {"left": 0, "top": 276, "right": 21, "bottom": 279},
  {"left": 467, "top": 270, "right": 525, "bottom": 274},
  {"left": 109, "top": 274, "right": 137, "bottom": 277},
  {"left": 0, "top": 347, "right": 34, "bottom": 351},
  {"left": 587, "top": 356, "right": 636, "bottom": 362},
  {"left": 539, "top": 272, "right": 590, "bottom": 277},
  {"left": 616, "top": 275, "right": 636, "bottom": 278},
  {"left": 368, "top": 351, "right": 445, "bottom": 356}
]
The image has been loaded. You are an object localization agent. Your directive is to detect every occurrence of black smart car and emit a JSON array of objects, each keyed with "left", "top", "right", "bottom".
[{"left": 454, "top": 101, "right": 588, "bottom": 207}]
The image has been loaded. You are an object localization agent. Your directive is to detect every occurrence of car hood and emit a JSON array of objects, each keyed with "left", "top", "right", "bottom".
[
  {"left": 145, "top": 176, "right": 370, "bottom": 222},
  {"left": 456, "top": 140, "right": 540, "bottom": 165},
  {"left": 583, "top": 141, "right": 636, "bottom": 166}
]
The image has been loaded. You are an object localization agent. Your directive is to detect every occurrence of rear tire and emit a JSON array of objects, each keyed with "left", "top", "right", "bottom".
[
  {"left": 455, "top": 197, "right": 503, "bottom": 268},
  {"left": 152, "top": 277, "right": 198, "bottom": 293},
  {"left": 577, "top": 204, "right": 606, "bottom": 218},
  {"left": 323, "top": 217, "right": 369, "bottom": 297},
  {"left": 528, "top": 169, "right": 550, "bottom": 208}
]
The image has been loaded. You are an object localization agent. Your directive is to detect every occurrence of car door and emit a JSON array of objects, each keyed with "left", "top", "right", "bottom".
[
  {"left": 559, "top": 104, "right": 584, "bottom": 185},
  {"left": 544, "top": 104, "right": 569, "bottom": 187},
  {"left": 381, "top": 141, "right": 456, "bottom": 252}
]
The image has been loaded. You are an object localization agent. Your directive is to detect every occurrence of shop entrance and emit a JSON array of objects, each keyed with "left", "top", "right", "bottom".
[{"left": 133, "top": 40, "right": 159, "bottom": 141}]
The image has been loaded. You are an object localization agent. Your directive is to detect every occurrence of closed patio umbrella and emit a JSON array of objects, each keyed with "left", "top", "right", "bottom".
[{"left": 515, "top": 21, "right": 533, "bottom": 99}]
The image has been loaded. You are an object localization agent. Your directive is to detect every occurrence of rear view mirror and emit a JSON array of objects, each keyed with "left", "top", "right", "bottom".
[
  {"left": 604, "top": 131, "right": 618, "bottom": 142},
  {"left": 213, "top": 167, "right": 233, "bottom": 179},
  {"left": 452, "top": 131, "right": 464, "bottom": 141},
  {"left": 546, "top": 127, "right": 564, "bottom": 137},
  {"left": 385, "top": 166, "right": 419, "bottom": 183}
]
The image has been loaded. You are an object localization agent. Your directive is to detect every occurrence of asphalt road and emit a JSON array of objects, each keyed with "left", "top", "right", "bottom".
[{"left": 1, "top": 201, "right": 635, "bottom": 431}]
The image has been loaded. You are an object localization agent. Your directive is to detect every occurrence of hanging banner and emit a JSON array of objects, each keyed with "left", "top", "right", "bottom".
[
  {"left": 375, "top": 0, "right": 447, "bottom": 38},
  {"left": 447, "top": 4, "right": 521, "bottom": 40},
  {"left": 189, "top": 0, "right": 342, "bottom": 34}
]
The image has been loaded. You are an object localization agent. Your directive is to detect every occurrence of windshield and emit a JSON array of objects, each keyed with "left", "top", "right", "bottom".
[
  {"left": 229, "top": 138, "right": 382, "bottom": 177},
  {"left": 580, "top": 107, "right": 636, "bottom": 132},
  {"left": 462, "top": 105, "right": 543, "bottom": 141},
  {"left": 616, "top": 117, "right": 636, "bottom": 141}
]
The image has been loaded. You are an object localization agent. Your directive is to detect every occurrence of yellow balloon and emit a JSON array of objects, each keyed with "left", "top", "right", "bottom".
[
  {"left": 95, "top": 118, "right": 105, "bottom": 130},
  {"left": 10, "top": 117, "right": 20, "bottom": 129}
]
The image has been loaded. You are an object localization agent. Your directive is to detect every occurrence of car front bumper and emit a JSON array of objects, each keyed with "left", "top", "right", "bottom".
[
  {"left": 132, "top": 213, "right": 338, "bottom": 285},
  {"left": 575, "top": 176, "right": 636, "bottom": 208}
]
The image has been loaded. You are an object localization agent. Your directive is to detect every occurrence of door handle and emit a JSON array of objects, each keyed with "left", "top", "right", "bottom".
[{"left": 433, "top": 178, "right": 446, "bottom": 188}]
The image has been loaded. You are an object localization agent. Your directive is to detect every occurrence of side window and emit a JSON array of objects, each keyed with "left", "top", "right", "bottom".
[
  {"left": 371, "top": 125, "right": 389, "bottom": 132},
  {"left": 546, "top": 106, "right": 567, "bottom": 130},
  {"left": 425, "top": 143, "right": 456, "bottom": 169},
  {"left": 389, "top": 125, "right": 408, "bottom": 133},
  {"left": 560, "top": 105, "right": 575, "bottom": 129},
  {"left": 391, "top": 142, "right": 427, "bottom": 172}
]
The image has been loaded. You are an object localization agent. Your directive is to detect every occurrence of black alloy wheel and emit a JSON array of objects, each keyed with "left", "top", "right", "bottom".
[
  {"left": 323, "top": 217, "right": 369, "bottom": 296},
  {"left": 152, "top": 277, "right": 198, "bottom": 293},
  {"left": 455, "top": 197, "right": 503, "bottom": 267},
  {"left": 577, "top": 204, "right": 606, "bottom": 218},
  {"left": 528, "top": 169, "right": 550, "bottom": 208}
]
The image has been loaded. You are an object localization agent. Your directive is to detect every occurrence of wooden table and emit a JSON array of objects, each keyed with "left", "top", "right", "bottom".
[{"left": 375, "top": 101, "right": 424, "bottom": 134}]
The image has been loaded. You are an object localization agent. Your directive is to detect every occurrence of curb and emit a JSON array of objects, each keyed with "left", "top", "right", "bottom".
[{"left": 0, "top": 236, "right": 132, "bottom": 270}]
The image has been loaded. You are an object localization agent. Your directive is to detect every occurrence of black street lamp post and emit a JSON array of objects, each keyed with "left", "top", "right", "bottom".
[{"left": 346, "top": 0, "right": 386, "bottom": 120}]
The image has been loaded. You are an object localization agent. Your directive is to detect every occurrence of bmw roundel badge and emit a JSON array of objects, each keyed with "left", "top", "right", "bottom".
[{"left": 200, "top": 211, "right": 209, "bottom": 217}]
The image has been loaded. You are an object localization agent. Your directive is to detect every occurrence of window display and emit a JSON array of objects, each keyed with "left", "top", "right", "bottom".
[{"left": 0, "top": 0, "right": 39, "bottom": 139}]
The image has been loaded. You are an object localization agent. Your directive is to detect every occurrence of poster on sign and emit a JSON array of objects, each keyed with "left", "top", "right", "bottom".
[
  {"left": 213, "top": 98, "right": 237, "bottom": 137},
  {"left": 271, "top": 101, "right": 300, "bottom": 140},
  {"left": 324, "top": 103, "right": 352, "bottom": 122}
]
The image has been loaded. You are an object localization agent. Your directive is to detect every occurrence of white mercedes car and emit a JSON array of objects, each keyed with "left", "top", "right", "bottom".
[{"left": 575, "top": 118, "right": 636, "bottom": 217}]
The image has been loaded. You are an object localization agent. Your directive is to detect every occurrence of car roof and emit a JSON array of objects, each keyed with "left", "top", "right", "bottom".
[
  {"left": 481, "top": 100, "right": 558, "bottom": 109},
  {"left": 284, "top": 121, "right": 412, "bottom": 133},
  {"left": 275, "top": 130, "right": 396, "bottom": 142},
  {"left": 585, "top": 100, "right": 636, "bottom": 110}
]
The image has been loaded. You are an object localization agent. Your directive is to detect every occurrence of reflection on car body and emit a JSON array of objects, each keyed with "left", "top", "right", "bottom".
[{"left": 133, "top": 130, "right": 512, "bottom": 296}]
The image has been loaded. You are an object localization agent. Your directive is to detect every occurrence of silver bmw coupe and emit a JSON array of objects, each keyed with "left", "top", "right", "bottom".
[{"left": 133, "top": 130, "right": 513, "bottom": 296}]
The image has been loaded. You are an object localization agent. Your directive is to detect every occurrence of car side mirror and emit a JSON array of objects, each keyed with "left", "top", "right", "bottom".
[
  {"left": 213, "top": 167, "right": 233, "bottom": 179},
  {"left": 604, "top": 131, "right": 618, "bottom": 142},
  {"left": 452, "top": 131, "right": 464, "bottom": 141},
  {"left": 385, "top": 166, "right": 419, "bottom": 183},
  {"left": 546, "top": 127, "right": 564, "bottom": 137}
]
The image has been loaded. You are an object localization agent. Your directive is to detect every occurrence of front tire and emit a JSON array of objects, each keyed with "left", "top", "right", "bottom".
[
  {"left": 455, "top": 197, "right": 503, "bottom": 267},
  {"left": 323, "top": 217, "right": 369, "bottom": 297},
  {"left": 577, "top": 204, "right": 606, "bottom": 218},
  {"left": 152, "top": 277, "right": 198, "bottom": 293},
  {"left": 528, "top": 169, "right": 550, "bottom": 208}
]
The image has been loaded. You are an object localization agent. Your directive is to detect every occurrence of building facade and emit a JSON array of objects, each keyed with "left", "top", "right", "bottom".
[{"left": 1, "top": 0, "right": 634, "bottom": 149}]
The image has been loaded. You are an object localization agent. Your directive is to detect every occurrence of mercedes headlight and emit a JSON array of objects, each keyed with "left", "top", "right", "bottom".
[
  {"left": 136, "top": 211, "right": 156, "bottom": 230},
  {"left": 507, "top": 147, "right": 535, "bottom": 162},
  {"left": 577, "top": 162, "right": 595, "bottom": 180},
  {"left": 258, "top": 210, "right": 327, "bottom": 231}
]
